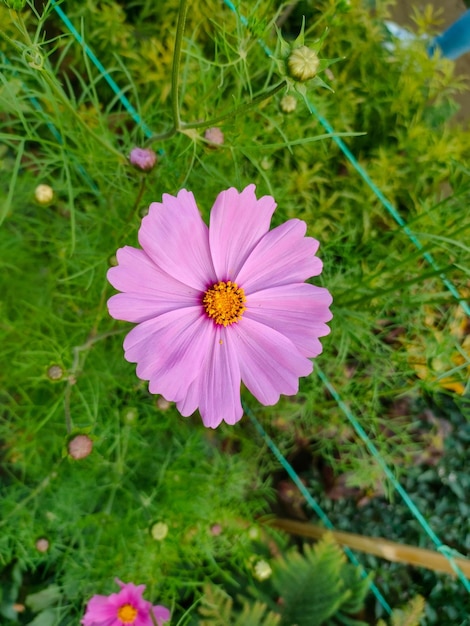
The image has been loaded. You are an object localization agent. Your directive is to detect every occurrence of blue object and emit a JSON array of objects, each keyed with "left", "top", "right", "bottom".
[{"left": 428, "top": 9, "right": 470, "bottom": 60}]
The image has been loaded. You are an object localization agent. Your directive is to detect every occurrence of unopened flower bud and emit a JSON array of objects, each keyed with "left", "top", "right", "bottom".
[
  {"left": 287, "top": 46, "right": 320, "bottom": 82},
  {"left": 253, "top": 559, "right": 272, "bottom": 581},
  {"left": 210, "top": 523, "right": 222, "bottom": 536},
  {"left": 151, "top": 522, "right": 169, "bottom": 541},
  {"left": 157, "top": 397, "right": 171, "bottom": 410},
  {"left": 47, "top": 364, "right": 64, "bottom": 381},
  {"left": 248, "top": 526, "right": 260, "bottom": 540},
  {"left": 260, "top": 157, "right": 271, "bottom": 171},
  {"left": 129, "top": 147, "right": 157, "bottom": 171},
  {"left": 68, "top": 434, "right": 93, "bottom": 460},
  {"left": 280, "top": 95, "right": 297, "bottom": 113},
  {"left": 35, "top": 538, "right": 50, "bottom": 553},
  {"left": 35, "top": 184, "right": 54, "bottom": 205},
  {"left": 122, "top": 407, "right": 138, "bottom": 423},
  {"left": 204, "top": 127, "right": 224, "bottom": 147}
]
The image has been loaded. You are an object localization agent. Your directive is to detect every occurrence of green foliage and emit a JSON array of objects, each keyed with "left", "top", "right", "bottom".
[
  {"left": 198, "top": 584, "right": 281, "bottom": 626},
  {"left": 197, "top": 535, "right": 371, "bottom": 626},
  {"left": 377, "top": 595, "right": 425, "bottom": 626},
  {"left": 272, "top": 534, "right": 371, "bottom": 626},
  {"left": 0, "top": 0, "right": 469, "bottom": 623}
]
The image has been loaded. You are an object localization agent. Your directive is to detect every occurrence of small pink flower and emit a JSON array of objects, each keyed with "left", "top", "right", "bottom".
[
  {"left": 129, "top": 148, "right": 157, "bottom": 172},
  {"left": 107, "top": 185, "right": 332, "bottom": 428},
  {"left": 81, "top": 579, "right": 170, "bottom": 626}
]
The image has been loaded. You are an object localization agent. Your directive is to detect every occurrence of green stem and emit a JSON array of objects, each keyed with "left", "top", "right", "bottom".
[
  {"left": 64, "top": 329, "right": 124, "bottom": 433},
  {"left": 181, "top": 80, "right": 287, "bottom": 131},
  {"left": 0, "top": 465, "right": 61, "bottom": 528},
  {"left": 171, "top": 0, "right": 190, "bottom": 130},
  {"left": 9, "top": 14, "right": 125, "bottom": 161},
  {"left": 145, "top": 80, "right": 288, "bottom": 145},
  {"left": 41, "top": 72, "right": 125, "bottom": 161},
  {"left": 144, "top": 126, "right": 177, "bottom": 147},
  {"left": 128, "top": 176, "right": 147, "bottom": 221}
]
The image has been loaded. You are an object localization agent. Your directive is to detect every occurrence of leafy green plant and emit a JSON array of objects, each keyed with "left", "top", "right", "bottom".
[
  {"left": 0, "top": 0, "right": 469, "bottom": 623},
  {"left": 198, "top": 584, "right": 281, "bottom": 626},
  {"left": 377, "top": 595, "right": 425, "bottom": 626},
  {"left": 272, "top": 534, "right": 371, "bottom": 626},
  {"left": 198, "top": 535, "right": 372, "bottom": 626}
]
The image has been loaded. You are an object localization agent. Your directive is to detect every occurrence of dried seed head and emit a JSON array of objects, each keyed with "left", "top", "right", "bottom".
[
  {"left": 68, "top": 434, "right": 93, "bottom": 460},
  {"left": 287, "top": 46, "right": 320, "bottom": 82}
]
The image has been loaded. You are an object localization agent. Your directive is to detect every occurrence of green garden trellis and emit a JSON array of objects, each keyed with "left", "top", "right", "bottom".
[{"left": 7, "top": 0, "right": 469, "bottom": 610}]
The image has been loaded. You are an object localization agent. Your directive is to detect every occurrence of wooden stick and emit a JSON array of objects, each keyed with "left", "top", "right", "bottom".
[{"left": 267, "top": 518, "right": 470, "bottom": 578}]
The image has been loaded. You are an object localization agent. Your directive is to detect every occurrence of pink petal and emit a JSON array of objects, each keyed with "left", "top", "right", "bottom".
[
  {"left": 179, "top": 326, "right": 243, "bottom": 428},
  {"left": 115, "top": 580, "right": 146, "bottom": 594},
  {"left": 108, "top": 247, "right": 200, "bottom": 317},
  {"left": 138, "top": 190, "right": 215, "bottom": 290},
  {"left": 245, "top": 283, "right": 332, "bottom": 357},
  {"left": 108, "top": 290, "right": 200, "bottom": 324},
  {"left": 81, "top": 595, "right": 117, "bottom": 625},
  {"left": 232, "top": 318, "right": 313, "bottom": 405},
  {"left": 151, "top": 605, "right": 171, "bottom": 626},
  {"left": 235, "top": 219, "right": 323, "bottom": 293},
  {"left": 209, "top": 185, "right": 277, "bottom": 280},
  {"left": 123, "top": 308, "right": 211, "bottom": 401},
  {"left": 175, "top": 372, "right": 202, "bottom": 418},
  {"left": 107, "top": 247, "right": 200, "bottom": 323}
]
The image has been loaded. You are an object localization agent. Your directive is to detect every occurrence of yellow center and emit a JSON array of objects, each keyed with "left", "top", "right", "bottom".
[
  {"left": 203, "top": 281, "right": 246, "bottom": 326},
  {"left": 117, "top": 604, "right": 138, "bottom": 624}
]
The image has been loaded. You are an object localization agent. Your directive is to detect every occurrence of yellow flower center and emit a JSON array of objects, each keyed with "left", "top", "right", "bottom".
[
  {"left": 203, "top": 281, "right": 246, "bottom": 326},
  {"left": 117, "top": 604, "right": 138, "bottom": 624}
]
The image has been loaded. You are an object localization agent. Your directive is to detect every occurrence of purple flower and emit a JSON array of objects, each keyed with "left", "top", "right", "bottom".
[
  {"left": 129, "top": 148, "right": 157, "bottom": 171},
  {"left": 81, "top": 579, "right": 170, "bottom": 626},
  {"left": 107, "top": 185, "right": 332, "bottom": 428}
]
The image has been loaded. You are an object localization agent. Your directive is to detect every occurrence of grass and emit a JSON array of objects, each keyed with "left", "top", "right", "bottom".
[{"left": 0, "top": 0, "right": 469, "bottom": 623}]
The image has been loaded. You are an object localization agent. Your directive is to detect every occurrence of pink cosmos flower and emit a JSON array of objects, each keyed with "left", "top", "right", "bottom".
[
  {"left": 107, "top": 185, "right": 332, "bottom": 428},
  {"left": 81, "top": 579, "right": 170, "bottom": 626}
]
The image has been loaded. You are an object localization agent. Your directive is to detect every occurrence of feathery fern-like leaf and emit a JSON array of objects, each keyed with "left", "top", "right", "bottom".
[
  {"left": 336, "top": 561, "right": 373, "bottom": 614},
  {"left": 376, "top": 595, "right": 425, "bottom": 626},
  {"left": 198, "top": 584, "right": 234, "bottom": 626},
  {"left": 272, "top": 534, "right": 354, "bottom": 626},
  {"left": 235, "top": 599, "right": 282, "bottom": 626},
  {"left": 197, "top": 584, "right": 281, "bottom": 626}
]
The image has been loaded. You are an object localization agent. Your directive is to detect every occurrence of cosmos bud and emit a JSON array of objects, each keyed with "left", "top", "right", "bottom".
[
  {"left": 35, "top": 184, "right": 54, "bottom": 205},
  {"left": 129, "top": 147, "right": 157, "bottom": 171},
  {"left": 68, "top": 434, "right": 93, "bottom": 460},
  {"left": 287, "top": 46, "right": 320, "bottom": 82}
]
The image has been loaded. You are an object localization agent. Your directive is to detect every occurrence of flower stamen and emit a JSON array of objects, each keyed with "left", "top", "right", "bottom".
[
  {"left": 117, "top": 604, "right": 138, "bottom": 624},
  {"left": 203, "top": 281, "right": 246, "bottom": 326}
]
